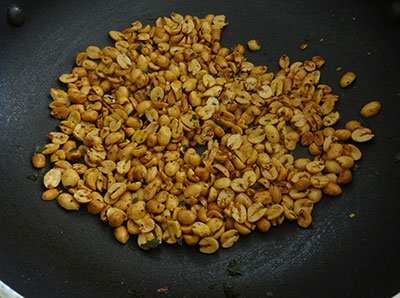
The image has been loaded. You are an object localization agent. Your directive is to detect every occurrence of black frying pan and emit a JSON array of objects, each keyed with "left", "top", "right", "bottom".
[{"left": 1, "top": 0, "right": 399, "bottom": 297}]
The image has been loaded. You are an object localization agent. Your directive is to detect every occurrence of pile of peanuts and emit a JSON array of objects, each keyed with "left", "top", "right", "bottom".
[{"left": 31, "top": 13, "right": 380, "bottom": 254}]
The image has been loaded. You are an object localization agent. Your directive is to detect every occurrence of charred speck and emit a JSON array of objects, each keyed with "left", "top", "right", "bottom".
[{"left": 7, "top": 4, "right": 26, "bottom": 26}]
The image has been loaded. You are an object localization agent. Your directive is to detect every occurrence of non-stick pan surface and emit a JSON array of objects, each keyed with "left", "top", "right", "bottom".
[{"left": 1, "top": 0, "right": 399, "bottom": 297}]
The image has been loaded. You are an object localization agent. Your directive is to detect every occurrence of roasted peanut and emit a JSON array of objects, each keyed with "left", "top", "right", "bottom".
[
  {"left": 339, "top": 72, "right": 356, "bottom": 88},
  {"left": 220, "top": 229, "right": 239, "bottom": 248},
  {"left": 32, "top": 153, "right": 46, "bottom": 168},
  {"left": 114, "top": 226, "right": 130, "bottom": 244},
  {"left": 41, "top": 189, "right": 59, "bottom": 201},
  {"left": 360, "top": 101, "right": 381, "bottom": 118},
  {"left": 57, "top": 193, "right": 80, "bottom": 210},
  {"left": 199, "top": 237, "right": 219, "bottom": 254},
  {"left": 351, "top": 127, "right": 374, "bottom": 142},
  {"left": 323, "top": 182, "right": 342, "bottom": 196},
  {"left": 247, "top": 40, "right": 261, "bottom": 51}
]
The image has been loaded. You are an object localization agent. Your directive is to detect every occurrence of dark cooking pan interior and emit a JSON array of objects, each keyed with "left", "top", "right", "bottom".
[{"left": 0, "top": 0, "right": 399, "bottom": 297}]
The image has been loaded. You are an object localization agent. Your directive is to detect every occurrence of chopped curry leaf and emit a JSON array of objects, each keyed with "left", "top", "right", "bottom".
[
  {"left": 223, "top": 283, "right": 240, "bottom": 298},
  {"left": 177, "top": 237, "right": 184, "bottom": 246},
  {"left": 214, "top": 120, "right": 223, "bottom": 127},
  {"left": 178, "top": 200, "right": 186, "bottom": 206},
  {"left": 69, "top": 147, "right": 78, "bottom": 152},
  {"left": 133, "top": 197, "right": 139, "bottom": 203},
  {"left": 250, "top": 183, "right": 263, "bottom": 191},
  {"left": 81, "top": 146, "right": 88, "bottom": 153},
  {"left": 227, "top": 260, "right": 243, "bottom": 276},
  {"left": 140, "top": 238, "right": 160, "bottom": 249},
  {"left": 182, "top": 145, "right": 190, "bottom": 152},
  {"left": 104, "top": 94, "right": 116, "bottom": 103},
  {"left": 26, "top": 168, "right": 46, "bottom": 181},
  {"left": 34, "top": 145, "right": 46, "bottom": 154},
  {"left": 136, "top": 44, "right": 143, "bottom": 54}
]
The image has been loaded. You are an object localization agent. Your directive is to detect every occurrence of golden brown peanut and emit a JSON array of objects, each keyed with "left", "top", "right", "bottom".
[
  {"left": 265, "top": 204, "right": 284, "bottom": 220},
  {"left": 32, "top": 153, "right": 46, "bottom": 168},
  {"left": 360, "top": 101, "right": 381, "bottom": 118},
  {"left": 334, "top": 129, "right": 351, "bottom": 141},
  {"left": 351, "top": 127, "right": 374, "bottom": 142},
  {"left": 307, "top": 188, "right": 322, "bottom": 204},
  {"left": 184, "top": 183, "right": 203, "bottom": 197},
  {"left": 42, "top": 143, "right": 60, "bottom": 155},
  {"left": 192, "top": 221, "right": 211, "bottom": 237},
  {"left": 336, "top": 156, "right": 354, "bottom": 169},
  {"left": 247, "top": 40, "right": 261, "bottom": 51},
  {"left": 114, "top": 226, "right": 130, "bottom": 244},
  {"left": 220, "top": 229, "right": 240, "bottom": 248},
  {"left": 214, "top": 177, "right": 231, "bottom": 189},
  {"left": 146, "top": 199, "right": 164, "bottom": 214},
  {"left": 184, "top": 235, "right": 200, "bottom": 246},
  {"left": 82, "top": 110, "right": 98, "bottom": 122},
  {"left": 87, "top": 199, "right": 105, "bottom": 215},
  {"left": 256, "top": 218, "right": 271, "bottom": 232},
  {"left": 294, "top": 177, "right": 311, "bottom": 191},
  {"left": 340, "top": 72, "right": 356, "bottom": 88},
  {"left": 136, "top": 101, "right": 152, "bottom": 114},
  {"left": 41, "top": 189, "right": 59, "bottom": 201},
  {"left": 177, "top": 210, "right": 196, "bottom": 225},
  {"left": 306, "top": 160, "right": 325, "bottom": 174},
  {"left": 323, "top": 182, "right": 342, "bottom": 196},
  {"left": 127, "top": 201, "right": 146, "bottom": 221},
  {"left": 295, "top": 158, "right": 311, "bottom": 170},
  {"left": 301, "top": 132, "right": 314, "bottom": 146},
  {"left": 199, "top": 237, "right": 219, "bottom": 254},
  {"left": 345, "top": 120, "right": 362, "bottom": 132},
  {"left": 269, "top": 186, "right": 282, "bottom": 204},
  {"left": 61, "top": 168, "right": 80, "bottom": 188},
  {"left": 108, "top": 209, "right": 125, "bottom": 228},
  {"left": 279, "top": 54, "right": 290, "bottom": 69},
  {"left": 337, "top": 169, "right": 353, "bottom": 184},
  {"left": 43, "top": 168, "right": 62, "bottom": 189},
  {"left": 265, "top": 125, "right": 280, "bottom": 143},
  {"left": 293, "top": 199, "right": 313, "bottom": 215},
  {"left": 325, "top": 160, "right": 343, "bottom": 174},
  {"left": 57, "top": 193, "right": 80, "bottom": 210},
  {"left": 341, "top": 144, "right": 360, "bottom": 161},
  {"left": 297, "top": 209, "right": 312, "bottom": 228},
  {"left": 326, "top": 173, "right": 337, "bottom": 183},
  {"left": 327, "top": 143, "right": 343, "bottom": 160},
  {"left": 312, "top": 56, "right": 325, "bottom": 68}
]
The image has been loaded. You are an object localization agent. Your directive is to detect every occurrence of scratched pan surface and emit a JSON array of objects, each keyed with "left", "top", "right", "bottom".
[{"left": 0, "top": 0, "right": 399, "bottom": 297}]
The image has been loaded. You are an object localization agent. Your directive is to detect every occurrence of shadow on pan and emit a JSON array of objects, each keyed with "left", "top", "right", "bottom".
[{"left": 0, "top": 0, "right": 399, "bottom": 297}]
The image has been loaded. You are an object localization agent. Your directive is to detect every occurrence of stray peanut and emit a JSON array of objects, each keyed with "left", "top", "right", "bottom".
[
  {"left": 247, "top": 40, "right": 261, "bottom": 51},
  {"left": 360, "top": 101, "right": 381, "bottom": 118},
  {"left": 340, "top": 71, "right": 356, "bottom": 88}
]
